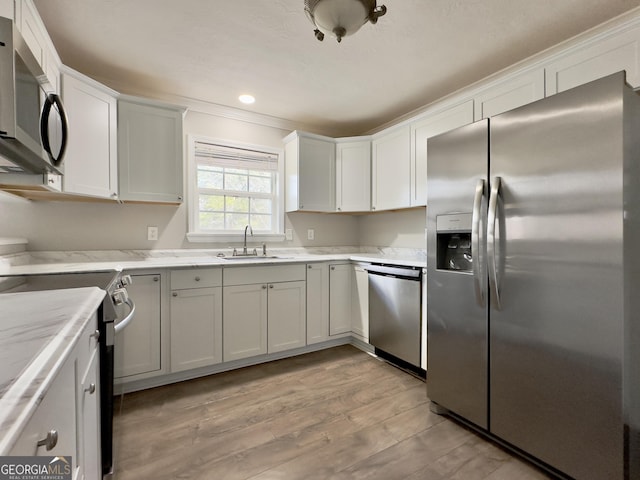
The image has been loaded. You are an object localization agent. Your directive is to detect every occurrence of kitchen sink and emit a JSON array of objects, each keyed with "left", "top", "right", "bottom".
[{"left": 222, "top": 255, "right": 289, "bottom": 261}]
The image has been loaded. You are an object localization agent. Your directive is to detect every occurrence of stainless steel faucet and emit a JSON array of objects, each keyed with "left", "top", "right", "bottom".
[{"left": 243, "top": 224, "right": 253, "bottom": 255}]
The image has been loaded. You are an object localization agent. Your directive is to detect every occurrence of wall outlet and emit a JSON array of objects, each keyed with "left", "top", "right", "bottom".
[
  {"left": 307, "top": 229, "right": 315, "bottom": 240},
  {"left": 285, "top": 228, "right": 293, "bottom": 241},
  {"left": 147, "top": 226, "right": 158, "bottom": 241}
]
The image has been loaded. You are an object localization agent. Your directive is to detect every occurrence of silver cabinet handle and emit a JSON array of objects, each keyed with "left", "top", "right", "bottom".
[
  {"left": 308, "top": 265, "right": 312, "bottom": 269},
  {"left": 37, "top": 430, "right": 58, "bottom": 451},
  {"left": 172, "top": 292, "right": 178, "bottom": 297},
  {"left": 90, "top": 330, "right": 100, "bottom": 341},
  {"left": 331, "top": 266, "right": 335, "bottom": 271},
  {"left": 84, "top": 383, "right": 96, "bottom": 394},
  {"left": 269, "top": 284, "right": 274, "bottom": 289},
  {"left": 153, "top": 277, "right": 159, "bottom": 282},
  {"left": 262, "top": 285, "right": 267, "bottom": 289},
  {"left": 487, "top": 176, "right": 502, "bottom": 311},
  {"left": 195, "top": 276, "right": 200, "bottom": 282},
  {"left": 471, "top": 179, "right": 485, "bottom": 308}
]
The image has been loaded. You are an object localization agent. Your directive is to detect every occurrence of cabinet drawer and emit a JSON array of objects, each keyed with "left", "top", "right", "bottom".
[
  {"left": 171, "top": 268, "right": 222, "bottom": 290},
  {"left": 223, "top": 264, "right": 306, "bottom": 286}
]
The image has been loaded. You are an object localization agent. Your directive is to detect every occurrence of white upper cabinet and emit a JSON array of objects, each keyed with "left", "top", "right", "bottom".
[
  {"left": 284, "top": 131, "right": 335, "bottom": 212},
  {"left": 371, "top": 125, "right": 411, "bottom": 211},
  {"left": 473, "top": 69, "right": 545, "bottom": 121},
  {"left": 410, "top": 100, "right": 474, "bottom": 206},
  {"left": 545, "top": 23, "right": 640, "bottom": 94},
  {"left": 118, "top": 98, "right": 185, "bottom": 204},
  {"left": 14, "top": 0, "right": 59, "bottom": 90},
  {"left": 335, "top": 137, "right": 371, "bottom": 212},
  {"left": 61, "top": 69, "right": 118, "bottom": 199}
]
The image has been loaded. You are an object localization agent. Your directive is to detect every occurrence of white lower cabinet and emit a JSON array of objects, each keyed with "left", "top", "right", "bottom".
[
  {"left": 306, "top": 263, "right": 330, "bottom": 344},
  {"left": 329, "top": 264, "right": 352, "bottom": 335},
  {"left": 170, "top": 268, "right": 223, "bottom": 372},
  {"left": 351, "top": 264, "right": 369, "bottom": 341},
  {"left": 267, "top": 281, "right": 306, "bottom": 353},
  {"left": 10, "top": 313, "right": 100, "bottom": 480},
  {"left": 77, "top": 348, "right": 100, "bottom": 480},
  {"left": 115, "top": 273, "right": 162, "bottom": 379},
  {"left": 223, "top": 265, "right": 306, "bottom": 362},
  {"left": 171, "top": 287, "right": 223, "bottom": 372},
  {"left": 223, "top": 284, "right": 268, "bottom": 361}
]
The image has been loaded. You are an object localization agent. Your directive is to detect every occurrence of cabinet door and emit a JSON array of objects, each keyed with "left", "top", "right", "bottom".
[
  {"left": 268, "top": 281, "right": 306, "bottom": 353},
  {"left": 285, "top": 133, "right": 335, "bottom": 212},
  {"left": 545, "top": 25, "right": 640, "bottom": 94},
  {"left": 336, "top": 140, "right": 370, "bottom": 212},
  {"left": 10, "top": 356, "right": 76, "bottom": 463},
  {"left": 411, "top": 101, "right": 474, "bottom": 206},
  {"left": 115, "top": 274, "right": 161, "bottom": 379},
  {"left": 351, "top": 264, "right": 369, "bottom": 341},
  {"left": 329, "top": 264, "right": 352, "bottom": 335},
  {"left": 62, "top": 73, "right": 118, "bottom": 199},
  {"left": 223, "top": 284, "right": 268, "bottom": 361},
  {"left": 371, "top": 126, "right": 411, "bottom": 211},
  {"left": 78, "top": 348, "right": 100, "bottom": 480},
  {"left": 306, "top": 263, "right": 329, "bottom": 344},
  {"left": 473, "top": 70, "right": 544, "bottom": 121},
  {"left": 118, "top": 100, "right": 184, "bottom": 203},
  {"left": 170, "top": 286, "right": 222, "bottom": 372}
]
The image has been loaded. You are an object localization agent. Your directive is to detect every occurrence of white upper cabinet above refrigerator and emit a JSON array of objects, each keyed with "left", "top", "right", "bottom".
[{"left": 410, "top": 101, "right": 474, "bottom": 206}]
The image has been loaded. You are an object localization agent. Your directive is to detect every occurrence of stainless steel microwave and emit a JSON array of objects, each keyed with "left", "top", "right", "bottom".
[{"left": 0, "top": 16, "right": 68, "bottom": 175}]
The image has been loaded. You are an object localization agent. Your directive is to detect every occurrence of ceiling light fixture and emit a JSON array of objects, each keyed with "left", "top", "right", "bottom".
[
  {"left": 304, "top": 0, "right": 387, "bottom": 43},
  {"left": 238, "top": 94, "right": 255, "bottom": 105}
]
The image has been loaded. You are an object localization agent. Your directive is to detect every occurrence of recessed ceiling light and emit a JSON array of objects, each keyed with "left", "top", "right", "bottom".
[{"left": 239, "top": 94, "right": 255, "bottom": 105}]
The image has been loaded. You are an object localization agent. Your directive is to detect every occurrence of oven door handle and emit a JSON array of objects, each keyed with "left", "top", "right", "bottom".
[{"left": 114, "top": 298, "right": 136, "bottom": 334}]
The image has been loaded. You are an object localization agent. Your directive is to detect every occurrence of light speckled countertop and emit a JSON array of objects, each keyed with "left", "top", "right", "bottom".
[
  {"left": 0, "top": 287, "right": 105, "bottom": 455},
  {"left": 0, "top": 248, "right": 426, "bottom": 275}
]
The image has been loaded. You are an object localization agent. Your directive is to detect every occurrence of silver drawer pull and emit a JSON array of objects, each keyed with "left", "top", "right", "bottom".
[
  {"left": 172, "top": 292, "right": 178, "bottom": 297},
  {"left": 195, "top": 276, "right": 201, "bottom": 281},
  {"left": 90, "top": 330, "right": 100, "bottom": 341},
  {"left": 84, "top": 383, "right": 96, "bottom": 395},
  {"left": 37, "top": 430, "right": 58, "bottom": 451},
  {"left": 262, "top": 285, "right": 267, "bottom": 289}
]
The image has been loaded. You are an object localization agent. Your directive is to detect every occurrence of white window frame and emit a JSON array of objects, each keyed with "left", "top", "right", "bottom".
[{"left": 186, "top": 134, "right": 285, "bottom": 243}]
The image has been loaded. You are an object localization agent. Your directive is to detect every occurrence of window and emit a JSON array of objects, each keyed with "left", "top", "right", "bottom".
[{"left": 187, "top": 137, "right": 284, "bottom": 242}]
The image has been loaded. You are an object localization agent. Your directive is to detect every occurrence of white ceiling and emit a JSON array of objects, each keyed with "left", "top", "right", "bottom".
[{"left": 34, "top": 0, "right": 640, "bottom": 136}]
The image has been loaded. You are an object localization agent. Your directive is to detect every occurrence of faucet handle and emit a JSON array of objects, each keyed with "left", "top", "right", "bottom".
[{"left": 262, "top": 243, "right": 267, "bottom": 256}]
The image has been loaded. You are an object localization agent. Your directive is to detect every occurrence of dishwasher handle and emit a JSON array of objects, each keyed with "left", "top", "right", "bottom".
[{"left": 365, "top": 264, "right": 421, "bottom": 279}]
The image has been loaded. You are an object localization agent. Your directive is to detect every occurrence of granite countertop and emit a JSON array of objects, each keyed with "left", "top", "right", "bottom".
[
  {"left": 0, "top": 249, "right": 426, "bottom": 275},
  {"left": 0, "top": 287, "right": 106, "bottom": 455}
]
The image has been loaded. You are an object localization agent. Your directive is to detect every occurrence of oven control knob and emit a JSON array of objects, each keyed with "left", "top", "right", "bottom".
[
  {"left": 120, "top": 274, "right": 133, "bottom": 286},
  {"left": 112, "top": 288, "right": 130, "bottom": 306}
]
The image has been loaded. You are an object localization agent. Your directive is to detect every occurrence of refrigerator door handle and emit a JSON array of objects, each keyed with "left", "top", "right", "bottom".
[
  {"left": 472, "top": 179, "right": 485, "bottom": 307},
  {"left": 487, "top": 176, "right": 502, "bottom": 310}
]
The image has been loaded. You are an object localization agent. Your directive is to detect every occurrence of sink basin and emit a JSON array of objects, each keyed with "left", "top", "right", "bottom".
[{"left": 222, "top": 255, "right": 288, "bottom": 261}]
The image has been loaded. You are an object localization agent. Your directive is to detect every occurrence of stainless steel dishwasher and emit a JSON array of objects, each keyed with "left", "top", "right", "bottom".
[{"left": 367, "top": 263, "right": 422, "bottom": 369}]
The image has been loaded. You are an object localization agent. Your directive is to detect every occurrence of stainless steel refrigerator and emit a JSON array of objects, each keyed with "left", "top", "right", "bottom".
[{"left": 426, "top": 71, "right": 640, "bottom": 480}]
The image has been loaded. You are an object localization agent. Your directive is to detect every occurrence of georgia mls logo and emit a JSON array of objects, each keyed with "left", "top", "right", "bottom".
[{"left": 0, "top": 456, "right": 72, "bottom": 480}]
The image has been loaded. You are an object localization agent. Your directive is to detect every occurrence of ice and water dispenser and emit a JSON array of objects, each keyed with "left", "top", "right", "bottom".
[{"left": 436, "top": 213, "right": 473, "bottom": 272}]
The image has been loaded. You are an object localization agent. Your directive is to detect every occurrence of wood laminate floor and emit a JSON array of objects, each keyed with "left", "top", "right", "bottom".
[{"left": 113, "top": 345, "right": 552, "bottom": 480}]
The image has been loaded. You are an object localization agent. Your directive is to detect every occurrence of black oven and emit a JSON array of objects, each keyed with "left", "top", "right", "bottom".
[{"left": 0, "top": 270, "right": 134, "bottom": 479}]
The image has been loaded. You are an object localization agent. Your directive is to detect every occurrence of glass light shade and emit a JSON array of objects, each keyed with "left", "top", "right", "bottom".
[{"left": 312, "top": 0, "right": 369, "bottom": 40}]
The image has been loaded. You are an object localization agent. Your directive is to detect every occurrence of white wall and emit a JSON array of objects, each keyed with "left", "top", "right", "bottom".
[{"left": 357, "top": 208, "right": 426, "bottom": 249}]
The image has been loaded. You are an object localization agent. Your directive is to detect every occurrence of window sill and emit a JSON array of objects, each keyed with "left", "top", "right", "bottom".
[{"left": 186, "top": 232, "right": 286, "bottom": 243}]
